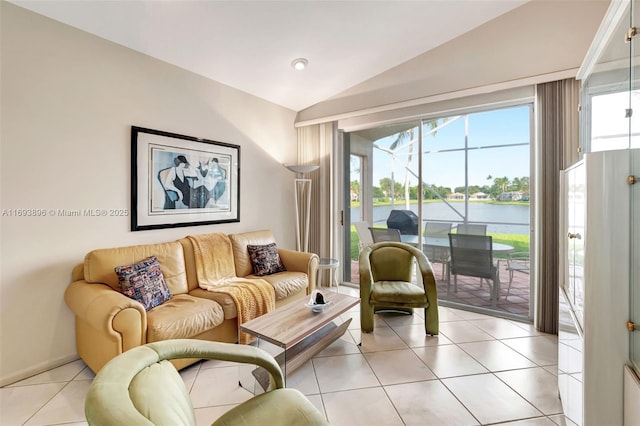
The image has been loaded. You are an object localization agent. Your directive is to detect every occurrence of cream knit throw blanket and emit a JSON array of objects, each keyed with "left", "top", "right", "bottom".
[{"left": 187, "top": 234, "right": 275, "bottom": 344}]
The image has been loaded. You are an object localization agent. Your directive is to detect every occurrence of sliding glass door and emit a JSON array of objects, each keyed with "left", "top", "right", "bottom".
[{"left": 347, "top": 104, "right": 533, "bottom": 320}]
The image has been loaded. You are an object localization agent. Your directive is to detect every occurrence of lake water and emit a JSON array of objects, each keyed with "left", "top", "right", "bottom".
[{"left": 351, "top": 202, "right": 530, "bottom": 235}]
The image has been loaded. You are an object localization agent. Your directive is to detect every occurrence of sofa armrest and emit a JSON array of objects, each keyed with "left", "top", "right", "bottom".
[
  {"left": 278, "top": 249, "right": 319, "bottom": 293},
  {"left": 65, "top": 280, "right": 147, "bottom": 343},
  {"left": 71, "top": 263, "right": 84, "bottom": 281}
]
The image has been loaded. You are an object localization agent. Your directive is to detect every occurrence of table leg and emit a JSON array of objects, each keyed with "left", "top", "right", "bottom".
[{"left": 248, "top": 318, "right": 352, "bottom": 393}]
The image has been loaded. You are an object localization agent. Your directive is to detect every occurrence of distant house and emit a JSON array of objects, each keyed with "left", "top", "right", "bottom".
[
  {"left": 447, "top": 192, "right": 465, "bottom": 200},
  {"left": 498, "top": 191, "right": 524, "bottom": 201},
  {"left": 470, "top": 192, "right": 489, "bottom": 200}
]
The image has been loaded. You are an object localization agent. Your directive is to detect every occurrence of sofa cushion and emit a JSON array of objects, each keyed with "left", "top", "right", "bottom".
[
  {"left": 189, "top": 271, "right": 306, "bottom": 318},
  {"left": 146, "top": 294, "right": 224, "bottom": 342},
  {"left": 84, "top": 241, "right": 188, "bottom": 295},
  {"left": 229, "top": 230, "right": 277, "bottom": 278},
  {"left": 115, "top": 255, "right": 172, "bottom": 311},
  {"left": 247, "top": 243, "right": 287, "bottom": 276},
  {"left": 247, "top": 271, "right": 308, "bottom": 301},
  {"left": 371, "top": 281, "right": 429, "bottom": 305},
  {"left": 189, "top": 288, "right": 238, "bottom": 319}
]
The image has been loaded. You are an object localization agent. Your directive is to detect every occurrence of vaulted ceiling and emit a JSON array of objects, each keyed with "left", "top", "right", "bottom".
[{"left": 10, "top": 0, "right": 535, "bottom": 111}]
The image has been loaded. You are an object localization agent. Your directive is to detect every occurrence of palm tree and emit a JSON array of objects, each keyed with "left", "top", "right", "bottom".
[
  {"left": 389, "top": 128, "right": 416, "bottom": 209},
  {"left": 387, "top": 119, "right": 446, "bottom": 209},
  {"left": 374, "top": 117, "right": 458, "bottom": 208},
  {"left": 493, "top": 176, "right": 510, "bottom": 200},
  {"left": 495, "top": 176, "right": 510, "bottom": 192},
  {"left": 350, "top": 180, "right": 360, "bottom": 203},
  {"left": 520, "top": 176, "right": 530, "bottom": 194}
]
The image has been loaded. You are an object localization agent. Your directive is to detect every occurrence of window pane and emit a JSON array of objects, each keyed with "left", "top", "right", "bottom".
[
  {"left": 350, "top": 155, "right": 362, "bottom": 220},
  {"left": 468, "top": 106, "right": 531, "bottom": 148},
  {"left": 371, "top": 123, "right": 419, "bottom": 217},
  {"left": 591, "top": 91, "right": 640, "bottom": 151},
  {"left": 423, "top": 116, "right": 465, "bottom": 151},
  {"left": 422, "top": 150, "right": 465, "bottom": 222},
  {"left": 348, "top": 102, "right": 532, "bottom": 321},
  {"left": 420, "top": 104, "right": 531, "bottom": 319},
  {"left": 467, "top": 144, "right": 530, "bottom": 229}
]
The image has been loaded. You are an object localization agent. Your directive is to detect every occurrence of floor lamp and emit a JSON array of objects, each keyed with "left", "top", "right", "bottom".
[{"left": 285, "top": 164, "right": 319, "bottom": 252}]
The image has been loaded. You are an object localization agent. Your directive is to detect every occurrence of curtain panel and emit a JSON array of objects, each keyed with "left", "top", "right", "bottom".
[
  {"left": 535, "top": 78, "right": 580, "bottom": 334},
  {"left": 296, "top": 123, "right": 335, "bottom": 273}
]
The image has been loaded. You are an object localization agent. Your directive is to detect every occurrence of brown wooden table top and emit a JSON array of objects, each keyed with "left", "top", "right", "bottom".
[{"left": 239, "top": 292, "right": 359, "bottom": 348}]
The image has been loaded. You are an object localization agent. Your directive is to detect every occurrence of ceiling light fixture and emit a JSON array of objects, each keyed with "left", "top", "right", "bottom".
[{"left": 291, "top": 58, "right": 308, "bottom": 71}]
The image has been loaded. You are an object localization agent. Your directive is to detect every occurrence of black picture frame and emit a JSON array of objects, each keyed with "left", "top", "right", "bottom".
[{"left": 131, "top": 126, "right": 240, "bottom": 231}]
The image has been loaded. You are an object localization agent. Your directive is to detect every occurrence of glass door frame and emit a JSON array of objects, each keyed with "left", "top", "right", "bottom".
[{"left": 342, "top": 103, "right": 535, "bottom": 322}]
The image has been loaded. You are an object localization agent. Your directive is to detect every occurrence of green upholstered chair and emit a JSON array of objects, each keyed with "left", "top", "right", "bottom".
[
  {"left": 359, "top": 242, "right": 439, "bottom": 335},
  {"left": 85, "top": 339, "right": 328, "bottom": 426}
]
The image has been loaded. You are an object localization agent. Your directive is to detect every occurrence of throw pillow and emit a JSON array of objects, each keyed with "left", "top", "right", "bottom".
[
  {"left": 247, "top": 243, "right": 287, "bottom": 276},
  {"left": 114, "top": 255, "right": 172, "bottom": 311}
]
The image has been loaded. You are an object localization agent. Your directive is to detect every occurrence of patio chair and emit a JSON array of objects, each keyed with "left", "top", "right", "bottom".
[
  {"left": 505, "top": 252, "right": 530, "bottom": 300},
  {"left": 369, "top": 227, "right": 402, "bottom": 243},
  {"left": 354, "top": 221, "right": 374, "bottom": 251},
  {"left": 448, "top": 233, "right": 500, "bottom": 307},
  {"left": 456, "top": 223, "right": 487, "bottom": 235},
  {"left": 423, "top": 222, "right": 452, "bottom": 279},
  {"left": 359, "top": 241, "right": 438, "bottom": 335}
]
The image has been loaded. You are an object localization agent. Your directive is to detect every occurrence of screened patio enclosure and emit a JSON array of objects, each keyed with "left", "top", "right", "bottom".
[{"left": 347, "top": 104, "right": 533, "bottom": 320}]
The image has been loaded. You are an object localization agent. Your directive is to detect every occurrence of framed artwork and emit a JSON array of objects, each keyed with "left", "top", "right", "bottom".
[{"left": 131, "top": 126, "right": 240, "bottom": 231}]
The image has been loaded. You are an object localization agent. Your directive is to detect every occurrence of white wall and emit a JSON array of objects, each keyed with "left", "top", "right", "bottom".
[
  {"left": 297, "top": 0, "right": 609, "bottom": 124},
  {"left": 0, "top": 3, "right": 298, "bottom": 385}
]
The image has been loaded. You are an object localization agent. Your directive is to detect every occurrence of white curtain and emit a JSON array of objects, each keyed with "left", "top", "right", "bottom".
[{"left": 296, "top": 123, "right": 337, "bottom": 279}]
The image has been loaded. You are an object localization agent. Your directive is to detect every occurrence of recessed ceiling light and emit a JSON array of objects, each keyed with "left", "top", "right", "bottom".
[{"left": 291, "top": 58, "right": 308, "bottom": 71}]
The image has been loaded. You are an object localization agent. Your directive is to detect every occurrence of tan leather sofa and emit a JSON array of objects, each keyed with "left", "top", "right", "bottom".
[{"left": 65, "top": 229, "right": 318, "bottom": 373}]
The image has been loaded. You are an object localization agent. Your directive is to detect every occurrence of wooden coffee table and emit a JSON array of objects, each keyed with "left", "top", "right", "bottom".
[{"left": 239, "top": 291, "right": 359, "bottom": 391}]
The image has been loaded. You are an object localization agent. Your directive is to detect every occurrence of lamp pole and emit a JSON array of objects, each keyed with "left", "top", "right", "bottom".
[{"left": 285, "top": 164, "right": 319, "bottom": 252}]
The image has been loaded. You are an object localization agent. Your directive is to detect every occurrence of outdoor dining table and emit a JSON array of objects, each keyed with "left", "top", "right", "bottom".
[
  {"left": 401, "top": 234, "right": 514, "bottom": 308},
  {"left": 400, "top": 235, "right": 515, "bottom": 254}
]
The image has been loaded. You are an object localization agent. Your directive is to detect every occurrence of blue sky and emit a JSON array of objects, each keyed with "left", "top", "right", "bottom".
[{"left": 364, "top": 105, "right": 532, "bottom": 191}]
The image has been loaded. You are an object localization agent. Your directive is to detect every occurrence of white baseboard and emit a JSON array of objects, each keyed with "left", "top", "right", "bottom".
[{"left": 1, "top": 354, "right": 81, "bottom": 387}]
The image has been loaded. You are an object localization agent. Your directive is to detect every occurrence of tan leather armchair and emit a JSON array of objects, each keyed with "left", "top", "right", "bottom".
[{"left": 359, "top": 241, "right": 439, "bottom": 335}]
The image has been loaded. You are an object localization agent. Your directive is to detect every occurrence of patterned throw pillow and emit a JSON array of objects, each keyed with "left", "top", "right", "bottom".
[
  {"left": 114, "top": 255, "right": 172, "bottom": 311},
  {"left": 247, "top": 243, "right": 287, "bottom": 276}
]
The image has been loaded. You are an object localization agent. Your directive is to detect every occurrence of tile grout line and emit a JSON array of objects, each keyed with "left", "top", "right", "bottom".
[
  {"left": 445, "top": 318, "right": 553, "bottom": 425},
  {"left": 7, "top": 291, "right": 564, "bottom": 426},
  {"left": 362, "top": 316, "right": 408, "bottom": 425},
  {"left": 20, "top": 380, "right": 75, "bottom": 426}
]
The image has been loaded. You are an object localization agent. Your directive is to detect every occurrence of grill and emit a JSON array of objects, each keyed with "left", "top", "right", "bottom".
[{"left": 386, "top": 209, "right": 419, "bottom": 235}]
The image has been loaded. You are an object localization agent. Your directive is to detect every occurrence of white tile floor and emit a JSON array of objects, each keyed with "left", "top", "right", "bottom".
[{"left": 1, "top": 286, "right": 573, "bottom": 426}]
